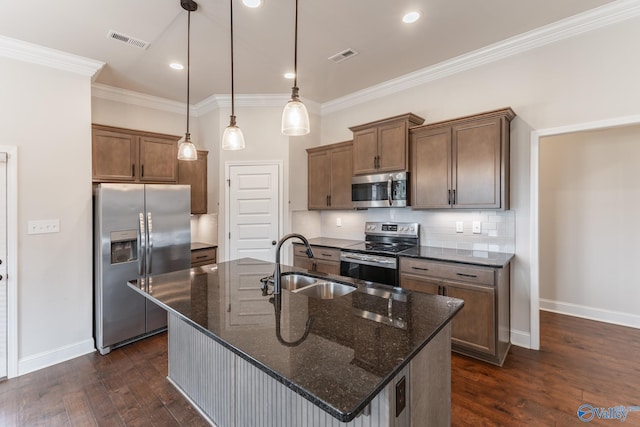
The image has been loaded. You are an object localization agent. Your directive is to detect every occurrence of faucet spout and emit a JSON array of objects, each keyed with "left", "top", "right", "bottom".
[{"left": 273, "top": 233, "right": 314, "bottom": 294}]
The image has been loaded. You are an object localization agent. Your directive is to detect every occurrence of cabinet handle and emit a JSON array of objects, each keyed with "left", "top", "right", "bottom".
[
  {"left": 411, "top": 266, "right": 430, "bottom": 271},
  {"left": 328, "top": 194, "right": 332, "bottom": 206},
  {"left": 376, "top": 155, "right": 380, "bottom": 169},
  {"left": 452, "top": 189, "right": 456, "bottom": 205},
  {"left": 448, "top": 190, "right": 451, "bottom": 205},
  {"left": 442, "top": 286, "right": 447, "bottom": 296},
  {"left": 321, "top": 252, "right": 333, "bottom": 257},
  {"left": 132, "top": 164, "right": 135, "bottom": 177},
  {"left": 195, "top": 255, "right": 208, "bottom": 259},
  {"left": 141, "top": 165, "right": 144, "bottom": 177},
  {"left": 456, "top": 272, "right": 477, "bottom": 278}
]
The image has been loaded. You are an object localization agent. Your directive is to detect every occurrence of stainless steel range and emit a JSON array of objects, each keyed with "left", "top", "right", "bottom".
[{"left": 340, "top": 222, "right": 419, "bottom": 287}]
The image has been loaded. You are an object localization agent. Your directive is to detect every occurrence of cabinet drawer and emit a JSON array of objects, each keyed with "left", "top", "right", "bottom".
[
  {"left": 399, "top": 258, "right": 494, "bottom": 286},
  {"left": 191, "top": 248, "right": 217, "bottom": 266},
  {"left": 294, "top": 244, "right": 340, "bottom": 262}
]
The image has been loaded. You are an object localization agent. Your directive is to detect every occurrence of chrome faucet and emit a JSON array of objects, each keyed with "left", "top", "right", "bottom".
[{"left": 272, "top": 233, "right": 314, "bottom": 294}]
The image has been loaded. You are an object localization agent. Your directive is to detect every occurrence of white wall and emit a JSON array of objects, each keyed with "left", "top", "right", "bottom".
[
  {"left": 319, "top": 16, "right": 640, "bottom": 345},
  {"left": 539, "top": 125, "right": 640, "bottom": 327},
  {"left": 0, "top": 57, "right": 94, "bottom": 373}
]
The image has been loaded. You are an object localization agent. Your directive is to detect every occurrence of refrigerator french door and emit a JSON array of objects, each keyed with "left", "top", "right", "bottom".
[{"left": 94, "top": 183, "right": 190, "bottom": 355}]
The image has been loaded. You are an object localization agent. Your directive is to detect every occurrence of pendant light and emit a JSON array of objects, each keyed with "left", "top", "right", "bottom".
[
  {"left": 281, "top": 0, "right": 310, "bottom": 136},
  {"left": 177, "top": 0, "right": 199, "bottom": 161},
  {"left": 221, "top": 0, "right": 246, "bottom": 150}
]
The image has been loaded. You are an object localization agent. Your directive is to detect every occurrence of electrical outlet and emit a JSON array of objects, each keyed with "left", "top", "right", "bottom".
[
  {"left": 395, "top": 376, "right": 406, "bottom": 417},
  {"left": 336, "top": 217, "right": 342, "bottom": 227},
  {"left": 472, "top": 221, "right": 482, "bottom": 234},
  {"left": 28, "top": 219, "right": 60, "bottom": 235},
  {"left": 456, "top": 221, "right": 463, "bottom": 233}
]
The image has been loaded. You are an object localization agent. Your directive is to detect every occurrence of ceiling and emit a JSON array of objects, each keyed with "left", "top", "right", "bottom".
[{"left": 0, "top": 0, "right": 616, "bottom": 104}]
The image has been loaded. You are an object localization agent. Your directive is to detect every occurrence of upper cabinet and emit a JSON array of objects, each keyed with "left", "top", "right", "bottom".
[
  {"left": 178, "top": 150, "right": 208, "bottom": 214},
  {"left": 92, "top": 124, "right": 180, "bottom": 184},
  {"left": 349, "top": 113, "right": 425, "bottom": 175},
  {"left": 307, "top": 141, "right": 353, "bottom": 210},
  {"left": 410, "top": 108, "right": 515, "bottom": 210}
]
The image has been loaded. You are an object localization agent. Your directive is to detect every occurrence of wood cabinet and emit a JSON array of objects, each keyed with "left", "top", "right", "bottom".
[
  {"left": 92, "top": 124, "right": 180, "bottom": 183},
  {"left": 399, "top": 257, "right": 511, "bottom": 366},
  {"left": 191, "top": 246, "right": 217, "bottom": 267},
  {"left": 179, "top": 150, "right": 208, "bottom": 214},
  {"left": 293, "top": 244, "right": 341, "bottom": 275},
  {"left": 349, "top": 113, "right": 424, "bottom": 175},
  {"left": 410, "top": 108, "right": 514, "bottom": 209},
  {"left": 306, "top": 141, "right": 353, "bottom": 210}
]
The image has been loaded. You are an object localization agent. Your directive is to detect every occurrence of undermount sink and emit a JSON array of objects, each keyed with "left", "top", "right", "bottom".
[{"left": 279, "top": 273, "right": 356, "bottom": 299}]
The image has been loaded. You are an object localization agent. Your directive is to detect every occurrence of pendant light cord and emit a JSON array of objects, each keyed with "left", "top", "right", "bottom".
[
  {"left": 186, "top": 10, "right": 192, "bottom": 134},
  {"left": 230, "top": 0, "right": 236, "bottom": 120},
  {"left": 293, "top": 0, "right": 299, "bottom": 89}
]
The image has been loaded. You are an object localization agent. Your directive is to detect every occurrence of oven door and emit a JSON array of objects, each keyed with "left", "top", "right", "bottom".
[{"left": 340, "top": 252, "right": 398, "bottom": 287}]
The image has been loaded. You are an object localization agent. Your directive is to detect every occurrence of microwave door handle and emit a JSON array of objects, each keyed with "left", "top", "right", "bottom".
[{"left": 388, "top": 176, "right": 393, "bottom": 206}]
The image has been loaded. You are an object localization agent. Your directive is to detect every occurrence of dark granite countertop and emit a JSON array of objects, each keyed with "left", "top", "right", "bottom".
[
  {"left": 400, "top": 246, "right": 514, "bottom": 268},
  {"left": 301, "top": 237, "right": 364, "bottom": 249},
  {"left": 190, "top": 242, "right": 217, "bottom": 251},
  {"left": 128, "top": 258, "right": 462, "bottom": 422}
]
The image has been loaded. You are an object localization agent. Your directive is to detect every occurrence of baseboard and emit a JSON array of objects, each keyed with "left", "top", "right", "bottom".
[
  {"left": 510, "top": 329, "right": 531, "bottom": 349},
  {"left": 540, "top": 299, "right": 640, "bottom": 329},
  {"left": 18, "top": 338, "right": 96, "bottom": 376}
]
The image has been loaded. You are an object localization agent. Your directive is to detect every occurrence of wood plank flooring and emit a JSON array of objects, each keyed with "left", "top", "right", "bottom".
[{"left": 0, "top": 311, "right": 638, "bottom": 426}]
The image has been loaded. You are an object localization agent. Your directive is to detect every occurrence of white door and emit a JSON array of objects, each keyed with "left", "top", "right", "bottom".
[
  {"left": 0, "top": 152, "right": 7, "bottom": 379},
  {"left": 228, "top": 164, "right": 280, "bottom": 262}
]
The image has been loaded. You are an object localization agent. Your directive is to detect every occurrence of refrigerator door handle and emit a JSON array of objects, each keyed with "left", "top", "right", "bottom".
[
  {"left": 138, "top": 212, "right": 146, "bottom": 276},
  {"left": 147, "top": 212, "right": 153, "bottom": 275}
]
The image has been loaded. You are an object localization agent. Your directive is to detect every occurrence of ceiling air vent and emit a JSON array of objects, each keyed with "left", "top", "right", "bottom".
[
  {"left": 328, "top": 48, "right": 358, "bottom": 63},
  {"left": 107, "top": 30, "right": 150, "bottom": 50}
]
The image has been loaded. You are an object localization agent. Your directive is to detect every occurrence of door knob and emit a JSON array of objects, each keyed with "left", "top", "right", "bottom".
[
  {"left": 0, "top": 275, "right": 3, "bottom": 280},
  {"left": 271, "top": 240, "right": 277, "bottom": 245}
]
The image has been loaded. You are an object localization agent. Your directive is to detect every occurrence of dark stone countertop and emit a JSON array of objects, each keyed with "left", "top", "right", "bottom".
[
  {"left": 128, "top": 258, "right": 463, "bottom": 422},
  {"left": 190, "top": 241, "right": 217, "bottom": 251},
  {"left": 400, "top": 246, "right": 514, "bottom": 268},
  {"left": 298, "top": 237, "right": 364, "bottom": 249}
]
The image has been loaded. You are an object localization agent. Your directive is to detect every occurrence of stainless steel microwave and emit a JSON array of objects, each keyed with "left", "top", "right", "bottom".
[{"left": 351, "top": 171, "right": 408, "bottom": 208}]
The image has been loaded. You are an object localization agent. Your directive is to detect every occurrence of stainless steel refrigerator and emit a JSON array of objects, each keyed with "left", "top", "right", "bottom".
[{"left": 94, "top": 183, "right": 191, "bottom": 355}]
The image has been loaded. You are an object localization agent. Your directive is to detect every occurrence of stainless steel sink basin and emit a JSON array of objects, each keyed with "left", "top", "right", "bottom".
[
  {"left": 280, "top": 273, "right": 317, "bottom": 290},
  {"left": 294, "top": 281, "right": 356, "bottom": 299}
]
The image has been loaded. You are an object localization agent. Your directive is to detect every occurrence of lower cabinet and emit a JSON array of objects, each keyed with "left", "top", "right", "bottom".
[
  {"left": 292, "top": 244, "right": 340, "bottom": 275},
  {"left": 191, "top": 247, "right": 217, "bottom": 267},
  {"left": 399, "top": 257, "right": 510, "bottom": 365}
]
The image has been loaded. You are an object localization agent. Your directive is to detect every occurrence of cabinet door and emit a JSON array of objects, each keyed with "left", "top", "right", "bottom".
[
  {"left": 92, "top": 129, "right": 137, "bottom": 182},
  {"left": 314, "top": 259, "right": 340, "bottom": 275},
  {"left": 179, "top": 150, "right": 208, "bottom": 214},
  {"left": 452, "top": 118, "right": 501, "bottom": 208},
  {"left": 352, "top": 128, "right": 378, "bottom": 175},
  {"left": 308, "top": 151, "right": 331, "bottom": 209},
  {"left": 139, "top": 135, "right": 178, "bottom": 183},
  {"left": 377, "top": 121, "right": 407, "bottom": 172},
  {"left": 329, "top": 144, "right": 353, "bottom": 209},
  {"left": 444, "top": 280, "right": 495, "bottom": 355},
  {"left": 410, "top": 126, "right": 452, "bottom": 208},
  {"left": 399, "top": 273, "right": 441, "bottom": 295}
]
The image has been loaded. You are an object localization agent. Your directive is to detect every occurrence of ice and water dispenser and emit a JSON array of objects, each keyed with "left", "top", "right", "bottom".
[{"left": 110, "top": 230, "right": 138, "bottom": 264}]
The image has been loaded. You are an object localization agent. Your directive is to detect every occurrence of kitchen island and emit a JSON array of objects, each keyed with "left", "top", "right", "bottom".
[{"left": 128, "top": 258, "right": 463, "bottom": 426}]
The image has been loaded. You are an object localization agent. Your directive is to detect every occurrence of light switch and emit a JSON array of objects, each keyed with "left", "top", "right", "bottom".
[
  {"left": 472, "top": 221, "right": 481, "bottom": 234},
  {"left": 28, "top": 219, "right": 60, "bottom": 235},
  {"left": 456, "top": 221, "right": 463, "bottom": 233}
]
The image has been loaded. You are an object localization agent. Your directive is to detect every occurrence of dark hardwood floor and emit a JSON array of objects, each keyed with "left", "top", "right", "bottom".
[{"left": 1, "top": 311, "right": 638, "bottom": 426}]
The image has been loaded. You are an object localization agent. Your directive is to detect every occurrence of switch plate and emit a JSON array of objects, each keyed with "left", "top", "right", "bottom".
[
  {"left": 472, "top": 221, "right": 481, "bottom": 234},
  {"left": 455, "top": 221, "right": 464, "bottom": 233},
  {"left": 28, "top": 219, "right": 60, "bottom": 235},
  {"left": 336, "top": 217, "right": 342, "bottom": 227}
]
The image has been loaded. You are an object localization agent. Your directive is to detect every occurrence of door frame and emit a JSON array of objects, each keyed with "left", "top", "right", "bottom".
[
  {"left": 529, "top": 114, "right": 640, "bottom": 351},
  {"left": 0, "top": 145, "right": 18, "bottom": 378},
  {"left": 224, "top": 161, "right": 284, "bottom": 263}
]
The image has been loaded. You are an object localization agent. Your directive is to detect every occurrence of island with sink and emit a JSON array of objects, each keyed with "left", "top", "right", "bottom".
[{"left": 128, "top": 256, "right": 463, "bottom": 426}]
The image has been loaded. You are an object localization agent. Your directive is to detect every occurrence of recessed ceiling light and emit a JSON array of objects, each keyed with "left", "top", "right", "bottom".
[
  {"left": 170, "top": 63, "right": 184, "bottom": 70},
  {"left": 284, "top": 72, "right": 295, "bottom": 79},
  {"left": 402, "top": 11, "right": 421, "bottom": 24},
  {"left": 242, "top": 0, "right": 263, "bottom": 8}
]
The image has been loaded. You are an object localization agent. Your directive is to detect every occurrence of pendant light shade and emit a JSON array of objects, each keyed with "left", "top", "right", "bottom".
[
  {"left": 178, "top": 0, "right": 198, "bottom": 161},
  {"left": 221, "top": 0, "right": 246, "bottom": 150},
  {"left": 281, "top": 0, "right": 310, "bottom": 136}
]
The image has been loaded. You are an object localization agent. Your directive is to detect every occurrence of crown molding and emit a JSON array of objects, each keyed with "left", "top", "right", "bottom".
[
  {"left": 321, "top": 0, "right": 640, "bottom": 115},
  {"left": 0, "top": 35, "right": 104, "bottom": 77},
  {"left": 195, "top": 93, "right": 321, "bottom": 116},
  {"left": 92, "top": 83, "right": 186, "bottom": 115}
]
